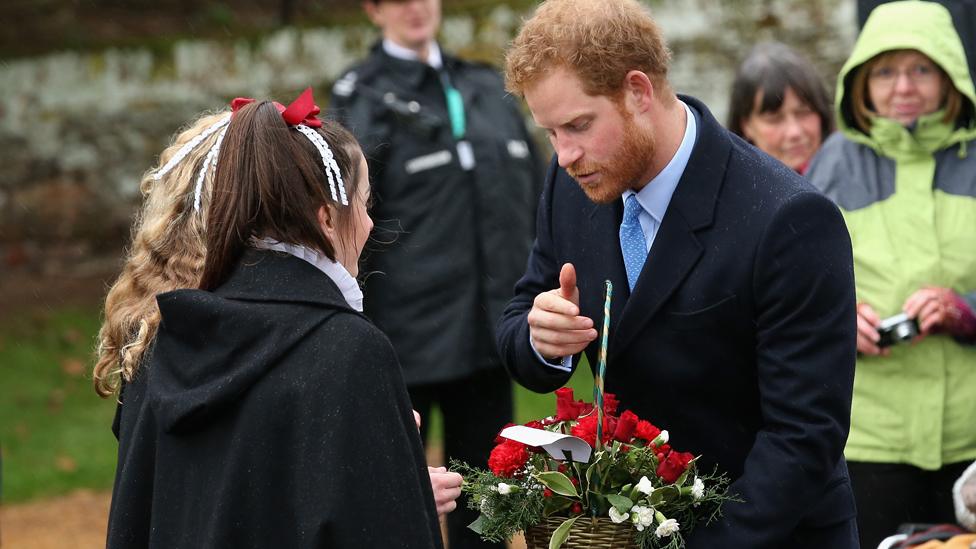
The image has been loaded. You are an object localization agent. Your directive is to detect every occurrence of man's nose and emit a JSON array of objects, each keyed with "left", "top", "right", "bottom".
[{"left": 555, "top": 139, "right": 583, "bottom": 169}]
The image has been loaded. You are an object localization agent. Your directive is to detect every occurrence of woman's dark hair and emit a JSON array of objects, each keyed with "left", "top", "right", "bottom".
[
  {"left": 727, "top": 42, "right": 834, "bottom": 140},
  {"left": 200, "top": 100, "right": 364, "bottom": 290}
]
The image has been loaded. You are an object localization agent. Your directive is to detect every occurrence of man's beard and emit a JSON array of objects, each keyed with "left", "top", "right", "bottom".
[{"left": 568, "top": 112, "right": 655, "bottom": 204}]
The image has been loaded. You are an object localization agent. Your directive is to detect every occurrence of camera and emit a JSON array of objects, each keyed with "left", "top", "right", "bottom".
[{"left": 877, "top": 313, "right": 920, "bottom": 348}]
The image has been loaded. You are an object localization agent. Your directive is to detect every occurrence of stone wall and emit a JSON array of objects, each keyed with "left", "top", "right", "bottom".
[{"left": 0, "top": 0, "right": 856, "bottom": 274}]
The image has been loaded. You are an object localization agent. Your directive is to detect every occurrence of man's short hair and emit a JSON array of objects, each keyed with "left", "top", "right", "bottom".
[{"left": 505, "top": 0, "right": 672, "bottom": 99}]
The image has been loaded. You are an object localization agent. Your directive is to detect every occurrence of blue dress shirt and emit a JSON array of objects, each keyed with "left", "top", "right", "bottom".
[{"left": 534, "top": 101, "right": 698, "bottom": 372}]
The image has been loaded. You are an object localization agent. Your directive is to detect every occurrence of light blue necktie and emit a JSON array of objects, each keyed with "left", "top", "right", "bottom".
[{"left": 619, "top": 194, "right": 648, "bottom": 291}]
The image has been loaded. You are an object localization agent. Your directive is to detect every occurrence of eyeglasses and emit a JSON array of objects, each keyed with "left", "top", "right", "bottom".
[{"left": 868, "top": 63, "right": 941, "bottom": 87}]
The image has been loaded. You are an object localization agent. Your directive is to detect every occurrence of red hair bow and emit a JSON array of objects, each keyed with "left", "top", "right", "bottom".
[{"left": 230, "top": 87, "right": 322, "bottom": 128}]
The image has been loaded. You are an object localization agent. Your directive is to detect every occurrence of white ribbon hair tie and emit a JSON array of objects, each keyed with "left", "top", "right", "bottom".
[
  {"left": 192, "top": 126, "right": 228, "bottom": 213},
  {"left": 152, "top": 115, "right": 231, "bottom": 182},
  {"left": 149, "top": 111, "right": 350, "bottom": 214},
  {"left": 294, "top": 124, "right": 349, "bottom": 206}
]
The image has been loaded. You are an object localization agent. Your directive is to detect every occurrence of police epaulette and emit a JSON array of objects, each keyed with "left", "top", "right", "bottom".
[{"left": 332, "top": 71, "right": 357, "bottom": 98}]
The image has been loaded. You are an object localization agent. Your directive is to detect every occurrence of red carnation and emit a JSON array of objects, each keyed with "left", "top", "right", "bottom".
[
  {"left": 613, "top": 410, "right": 639, "bottom": 442},
  {"left": 494, "top": 422, "right": 516, "bottom": 444},
  {"left": 654, "top": 443, "right": 672, "bottom": 460},
  {"left": 657, "top": 450, "right": 695, "bottom": 484},
  {"left": 489, "top": 439, "right": 530, "bottom": 477},
  {"left": 603, "top": 393, "right": 620, "bottom": 415},
  {"left": 635, "top": 420, "right": 661, "bottom": 442},
  {"left": 571, "top": 413, "right": 613, "bottom": 448}
]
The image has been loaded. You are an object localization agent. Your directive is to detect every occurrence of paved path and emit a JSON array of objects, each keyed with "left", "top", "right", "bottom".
[{"left": 1, "top": 490, "right": 109, "bottom": 548}]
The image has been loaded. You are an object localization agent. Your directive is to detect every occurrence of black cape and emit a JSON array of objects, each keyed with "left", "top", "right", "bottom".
[{"left": 107, "top": 250, "right": 442, "bottom": 548}]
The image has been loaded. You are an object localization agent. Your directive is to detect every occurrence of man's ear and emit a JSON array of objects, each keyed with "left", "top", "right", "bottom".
[
  {"left": 623, "top": 70, "right": 655, "bottom": 113},
  {"left": 363, "top": 1, "right": 383, "bottom": 26},
  {"left": 318, "top": 204, "right": 339, "bottom": 241}
]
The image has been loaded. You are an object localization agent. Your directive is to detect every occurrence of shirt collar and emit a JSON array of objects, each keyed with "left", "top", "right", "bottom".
[
  {"left": 251, "top": 238, "right": 364, "bottom": 312},
  {"left": 623, "top": 101, "right": 697, "bottom": 222},
  {"left": 382, "top": 38, "right": 443, "bottom": 70}
]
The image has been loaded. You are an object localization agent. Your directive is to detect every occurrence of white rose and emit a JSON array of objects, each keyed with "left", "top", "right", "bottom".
[
  {"left": 655, "top": 518, "right": 680, "bottom": 538},
  {"left": 636, "top": 475, "right": 655, "bottom": 495},
  {"left": 608, "top": 507, "right": 629, "bottom": 524}
]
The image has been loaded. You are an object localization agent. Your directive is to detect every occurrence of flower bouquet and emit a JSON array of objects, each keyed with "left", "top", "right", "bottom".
[
  {"left": 451, "top": 282, "right": 735, "bottom": 549},
  {"left": 451, "top": 388, "right": 734, "bottom": 549}
]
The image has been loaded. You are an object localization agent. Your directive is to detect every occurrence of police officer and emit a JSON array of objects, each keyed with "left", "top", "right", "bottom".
[{"left": 328, "top": 2, "right": 543, "bottom": 548}]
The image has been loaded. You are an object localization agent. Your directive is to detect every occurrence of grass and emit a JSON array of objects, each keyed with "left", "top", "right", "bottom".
[
  {"left": 0, "top": 304, "right": 593, "bottom": 504},
  {"left": 0, "top": 307, "right": 118, "bottom": 503},
  {"left": 514, "top": 356, "right": 595, "bottom": 423},
  {"left": 424, "top": 356, "right": 595, "bottom": 452}
]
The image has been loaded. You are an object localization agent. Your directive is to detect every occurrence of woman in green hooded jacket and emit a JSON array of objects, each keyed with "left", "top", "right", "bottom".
[{"left": 807, "top": 1, "right": 976, "bottom": 546}]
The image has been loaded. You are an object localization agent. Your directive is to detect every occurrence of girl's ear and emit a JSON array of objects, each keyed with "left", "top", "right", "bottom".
[{"left": 317, "top": 204, "right": 339, "bottom": 242}]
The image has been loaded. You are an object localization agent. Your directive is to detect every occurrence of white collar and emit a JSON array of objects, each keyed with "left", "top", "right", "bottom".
[
  {"left": 382, "top": 38, "right": 443, "bottom": 69},
  {"left": 251, "top": 238, "right": 363, "bottom": 312}
]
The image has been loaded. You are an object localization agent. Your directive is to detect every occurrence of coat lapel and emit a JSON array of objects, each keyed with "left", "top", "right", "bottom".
[
  {"left": 608, "top": 97, "right": 731, "bottom": 358},
  {"left": 583, "top": 199, "right": 629, "bottom": 339},
  {"left": 611, "top": 209, "right": 702, "bottom": 356}
]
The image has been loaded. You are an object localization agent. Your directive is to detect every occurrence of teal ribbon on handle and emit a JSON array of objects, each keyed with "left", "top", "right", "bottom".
[{"left": 594, "top": 280, "right": 612, "bottom": 451}]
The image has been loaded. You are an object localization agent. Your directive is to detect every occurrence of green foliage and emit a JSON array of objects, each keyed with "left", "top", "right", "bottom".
[
  {"left": 606, "top": 493, "right": 633, "bottom": 512},
  {"left": 536, "top": 471, "right": 578, "bottom": 497},
  {"left": 203, "top": 2, "right": 234, "bottom": 28},
  {"left": 548, "top": 516, "right": 579, "bottom": 549},
  {"left": 450, "top": 459, "right": 546, "bottom": 543},
  {"left": 0, "top": 308, "right": 118, "bottom": 503},
  {"left": 0, "top": 0, "right": 542, "bottom": 60}
]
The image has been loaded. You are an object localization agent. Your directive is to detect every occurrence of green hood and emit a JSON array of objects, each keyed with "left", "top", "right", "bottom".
[{"left": 836, "top": 0, "right": 976, "bottom": 147}]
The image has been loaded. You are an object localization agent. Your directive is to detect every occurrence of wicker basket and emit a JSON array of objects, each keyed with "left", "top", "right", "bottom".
[{"left": 523, "top": 516, "right": 637, "bottom": 549}]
